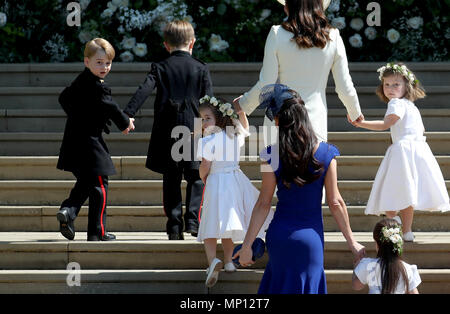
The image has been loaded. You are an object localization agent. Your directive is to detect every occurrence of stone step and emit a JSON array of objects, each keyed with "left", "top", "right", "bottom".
[
  {"left": 0, "top": 62, "right": 449, "bottom": 87},
  {"left": 3, "top": 108, "right": 450, "bottom": 133},
  {"left": 1, "top": 155, "right": 449, "bottom": 181},
  {"left": 0, "top": 232, "right": 449, "bottom": 270},
  {"left": 0, "top": 269, "right": 448, "bottom": 294},
  {"left": 0, "top": 179, "right": 449, "bottom": 206},
  {"left": 0, "top": 205, "right": 448, "bottom": 232},
  {"left": 0, "top": 86, "right": 447, "bottom": 109},
  {"left": 1, "top": 132, "right": 450, "bottom": 156}
]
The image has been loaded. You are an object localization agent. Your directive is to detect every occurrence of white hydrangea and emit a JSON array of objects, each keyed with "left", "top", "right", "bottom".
[
  {"left": 133, "top": 43, "right": 148, "bottom": 57},
  {"left": 407, "top": 16, "right": 423, "bottom": 29},
  {"left": 121, "top": 37, "right": 136, "bottom": 49},
  {"left": 120, "top": 51, "right": 134, "bottom": 62},
  {"left": 0, "top": 12, "right": 7, "bottom": 27},
  {"left": 387, "top": 28, "right": 400, "bottom": 43},
  {"left": 364, "top": 27, "right": 377, "bottom": 40},
  {"left": 350, "top": 18, "right": 364, "bottom": 31},
  {"left": 349, "top": 34, "right": 363, "bottom": 48},
  {"left": 78, "top": 30, "right": 96, "bottom": 43},
  {"left": 328, "top": 0, "right": 340, "bottom": 12},
  {"left": 43, "top": 34, "right": 69, "bottom": 62},
  {"left": 331, "top": 17, "right": 346, "bottom": 30},
  {"left": 209, "top": 34, "right": 229, "bottom": 52}
]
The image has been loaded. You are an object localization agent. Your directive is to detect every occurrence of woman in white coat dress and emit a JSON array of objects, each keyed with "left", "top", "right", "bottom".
[{"left": 234, "top": 0, "right": 363, "bottom": 142}]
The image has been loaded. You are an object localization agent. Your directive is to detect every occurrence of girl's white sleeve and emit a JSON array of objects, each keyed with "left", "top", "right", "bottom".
[
  {"left": 239, "top": 26, "right": 279, "bottom": 115},
  {"left": 406, "top": 264, "right": 422, "bottom": 292},
  {"left": 331, "top": 29, "right": 362, "bottom": 122},
  {"left": 196, "top": 136, "right": 215, "bottom": 161},
  {"left": 385, "top": 98, "right": 406, "bottom": 119},
  {"left": 354, "top": 258, "right": 370, "bottom": 284}
]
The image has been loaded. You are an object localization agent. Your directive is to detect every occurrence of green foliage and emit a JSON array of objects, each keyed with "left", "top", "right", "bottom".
[{"left": 0, "top": 0, "right": 448, "bottom": 63}]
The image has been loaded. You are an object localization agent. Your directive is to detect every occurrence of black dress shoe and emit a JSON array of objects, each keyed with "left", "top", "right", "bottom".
[
  {"left": 185, "top": 225, "right": 198, "bottom": 237},
  {"left": 56, "top": 209, "right": 75, "bottom": 240},
  {"left": 87, "top": 233, "right": 116, "bottom": 241},
  {"left": 168, "top": 233, "right": 184, "bottom": 240}
]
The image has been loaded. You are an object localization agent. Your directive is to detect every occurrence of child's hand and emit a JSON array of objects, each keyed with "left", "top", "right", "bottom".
[
  {"left": 122, "top": 118, "right": 135, "bottom": 134},
  {"left": 347, "top": 114, "right": 363, "bottom": 127},
  {"left": 232, "top": 245, "right": 254, "bottom": 267}
]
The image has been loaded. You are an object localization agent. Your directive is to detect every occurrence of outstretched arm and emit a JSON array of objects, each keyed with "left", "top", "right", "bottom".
[
  {"left": 124, "top": 65, "right": 157, "bottom": 117},
  {"left": 353, "top": 114, "right": 399, "bottom": 131}
]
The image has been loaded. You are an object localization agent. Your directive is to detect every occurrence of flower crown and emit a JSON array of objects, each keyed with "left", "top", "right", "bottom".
[
  {"left": 200, "top": 95, "right": 239, "bottom": 119},
  {"left": 377, "top": 62, "right": 419, "bottom": 85},
  {"left": 380, "top": 225, "right": 403, "bottom": 255}
]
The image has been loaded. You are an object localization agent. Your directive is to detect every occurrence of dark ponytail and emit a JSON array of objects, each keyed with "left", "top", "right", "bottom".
[{"left": 277, "top": 93, "right": 323, "bottom": 188}]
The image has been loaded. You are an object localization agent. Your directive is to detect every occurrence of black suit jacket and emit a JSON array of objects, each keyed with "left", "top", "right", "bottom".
[
  {"left": 124, "top": 50, "right": 213, "bottom": 174},
  {"left": 57, "top": 68, "right": 130, "bottom": 176}
]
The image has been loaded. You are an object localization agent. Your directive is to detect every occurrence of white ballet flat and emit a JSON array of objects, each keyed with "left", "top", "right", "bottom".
[
  {"left": 205, "top": 258, "right": 223, "bottom": 288},
  {"left": 224, "top": 262, "right": 237, "bottom": 273},
  {"left": 403, "top": 231, "right": 415, "bottom": 242}
]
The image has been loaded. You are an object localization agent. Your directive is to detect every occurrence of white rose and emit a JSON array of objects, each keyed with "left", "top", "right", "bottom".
[
  {"left": 0, "top": 12, "right": 7, "bottom": 27},
  {"left": 209, "top": 34, "right": 229, "bottom": 52},
  {"left": 387, "top": 28, "right": 400, "bottom": 44},
  {"left": 101, "top": 8, "right": 115, "bottom": 18},
  {"left": 350, "top": 18, "right": 364, "bottom": 31},
  {"left": 364, "top": 27, "right": 377, "bottom": 40},
  {"left": 328, "top": 0, "right": 340, "bottom": 12},
  {"left": 259, "top": 9, "right": 271, "bottom": 22},
  {"left": 349, "top": 34, "right": 363, "bottom": 48},
  {"left": 133, "top": 43, "right": 147, "bottom": 57},
  {"left": 210, "top": 97, "right": 218, "bottom": 106},
  {"left": 226, "top": 108, "right": 234, "bottom": 116},
  {"left": 120, "top": 0, "right": 129, "bottom": 7},
  {"left": 112, "top": 0, "right": 122, "bottom": 7},
  {"left": 78, "top": 31, "right": 92, "bottom": 43},
  {"left": 219, "top": 104, "right": 227, "bottom": 113},
  {"left": 331, "top": 17, "right": 346, "bottom": 30},
  {"left": 121, "top": 37, "right": 136, "bottom": 49},
  {"left": 120, "top": 51, "right": 134, "bottom": 62},
  {"left": 407, "top": 17, "right": 423, "bottom": 29},
  {"left": 107, "top": 1, "right": 118, "bottom": 12}
]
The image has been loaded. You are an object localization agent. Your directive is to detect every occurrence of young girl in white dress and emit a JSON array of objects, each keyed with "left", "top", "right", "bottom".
[
  {"left": 196, "top": 95, "right": 273, "bottom": 288},
  {"left": 352, "top": 218, "right": 421, "bottom": 294},
  {"left": 353, "top": 62, "right": 450, "bottom": 241}
]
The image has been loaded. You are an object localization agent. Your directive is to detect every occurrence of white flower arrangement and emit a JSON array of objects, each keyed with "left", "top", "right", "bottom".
[
  {"left": 377, "top": 62, "right": 419, "bottom": 85},
  {"left": 121, "top": 36, "right": 136, "bottom": 49},
  {"left": 364, "top": 27, "right": 377, "bottom": 40},
  {"left": 349, "top": 33, "right": 363, "bottom": 48},
  {"left": 133, "top": 43, "right": 148, "bottom": 57},
  {"left": 407, "top": 16, "right": 423, "bottom": 29},
  {"left": 387, "top": 28, "right": 400, "bottom": 43},
  {"left": 120, "top": 50, "right": 134, "bottom": 62},
  {"left": 331, "top": 17, "right": 346, "bottom": 30},
  {"left": 209, "top": 34, "right": 229, "bottom": 52},
  {"left": 380, "top": 226, "right": 403, "bottom": 255},
  {"left": 200, "top": 95, "right": 239, "bottom": 119},
  {"left": 350, "top": 18, "right": 364, "bottom": 31}
]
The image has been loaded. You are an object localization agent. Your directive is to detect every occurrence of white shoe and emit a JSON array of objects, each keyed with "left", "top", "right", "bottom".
[
  {"left": 205, "top": 258, "right": 223, "bottom": 288},
  {"left": 224, "top": 262, "right": 236, "bottom": 273},
  {"left": 403, "top": 231, "right": 415, "bottom": 242},
  {"left": 393, "top": 216, "right": 402, "bottom": 225}
]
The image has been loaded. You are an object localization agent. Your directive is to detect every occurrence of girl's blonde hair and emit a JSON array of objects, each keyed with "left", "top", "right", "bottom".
[
  {"left": 376, "top": 62, "right": 426, "bottom": 103},
  {"left": 84, "top": 38, "right": 115, "bottom": 60}
]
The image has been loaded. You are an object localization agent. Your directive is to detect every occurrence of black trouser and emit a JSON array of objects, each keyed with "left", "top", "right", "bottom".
[
  {"left": 60, "top": 173, "right": 109, "bottom": 238},
  {"left": 163, "top": 164, "right": 204, "bottom": 235}
]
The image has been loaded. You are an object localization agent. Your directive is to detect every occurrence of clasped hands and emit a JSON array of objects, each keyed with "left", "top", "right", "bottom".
[{"left": 122, "top": 117, "right": 135, "bottom": 134}]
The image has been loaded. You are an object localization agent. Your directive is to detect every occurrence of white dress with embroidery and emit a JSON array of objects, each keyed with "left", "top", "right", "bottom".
[
  {"left": 365, "top": 98, "right": 450, "bottom": 215},
  {"left": 196, "top": 127, "right": 274, "bottom": 242}
]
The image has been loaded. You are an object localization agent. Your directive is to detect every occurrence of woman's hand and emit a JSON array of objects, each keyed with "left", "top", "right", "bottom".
[
  {"left": 347, "top": 114, "right": 363, "bottom": 127},
  {"left": 233, "top": 95, "right": 244, "bottom": 114},
  {"left": 232, "top": 245, "right": 254, "bottom": 267},
  {"left": 350, "top": 241, "right": 366, "bottom": 266}
]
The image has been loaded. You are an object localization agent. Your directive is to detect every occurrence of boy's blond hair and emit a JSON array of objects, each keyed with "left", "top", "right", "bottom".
[
  {"left": 163, "top": 20, "right": 195, "bottom": 49},
  {"left": 84, "top": 38, "right": 115, "bottom": 60}
]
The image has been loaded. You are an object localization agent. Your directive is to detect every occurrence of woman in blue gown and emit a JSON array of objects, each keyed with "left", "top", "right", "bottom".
[{"left": 233, "top": 85, "right": 366, "bottom": 294}]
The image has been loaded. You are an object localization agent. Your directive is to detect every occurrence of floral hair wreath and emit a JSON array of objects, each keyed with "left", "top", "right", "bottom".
[
  {"left": 200, "top": 95, "right": 239, "bottom": 120},
  {"left": 380, "top": 225, "right": 404, "bottom": 255},
  {"left": 377, "top": 62, "right": 419, "bottom": 86}
]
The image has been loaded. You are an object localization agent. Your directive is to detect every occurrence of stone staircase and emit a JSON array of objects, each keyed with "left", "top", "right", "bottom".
[{"left": 0, "top": 62, "right": 449, "bottom": 294}]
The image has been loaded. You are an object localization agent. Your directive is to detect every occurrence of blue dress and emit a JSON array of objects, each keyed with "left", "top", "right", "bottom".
[{"left": 258, "top": 142, "right": 340, "bottom": 294}]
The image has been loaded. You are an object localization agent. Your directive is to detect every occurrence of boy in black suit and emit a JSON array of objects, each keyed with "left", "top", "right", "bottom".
[
  {"left": 124, "top": 20, "right": 213, "bottom": 240},
  {"left": 56, "top": 38, "right": 135, "bottom": 241}
]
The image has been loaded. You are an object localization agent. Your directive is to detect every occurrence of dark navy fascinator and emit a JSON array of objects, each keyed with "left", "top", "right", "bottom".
[{"left": 258, "top": 84, "right": 295, "bottom": 121}]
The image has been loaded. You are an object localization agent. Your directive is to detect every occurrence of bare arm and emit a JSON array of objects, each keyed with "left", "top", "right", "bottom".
[
  {"left": 352, "top": 271, "right": 366, "bottom": 291},
  {"left": 232, "top": 164, "right": 276, "bottom": 266},
  {"left": 199, "top": 158, "right": 212, "bottom": 184},
  {"left": 354, "top": 114, "right": 399, "bottom": 131},
  {"left": 325, "top": 159, "right": 366, "bottom": 263}
]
